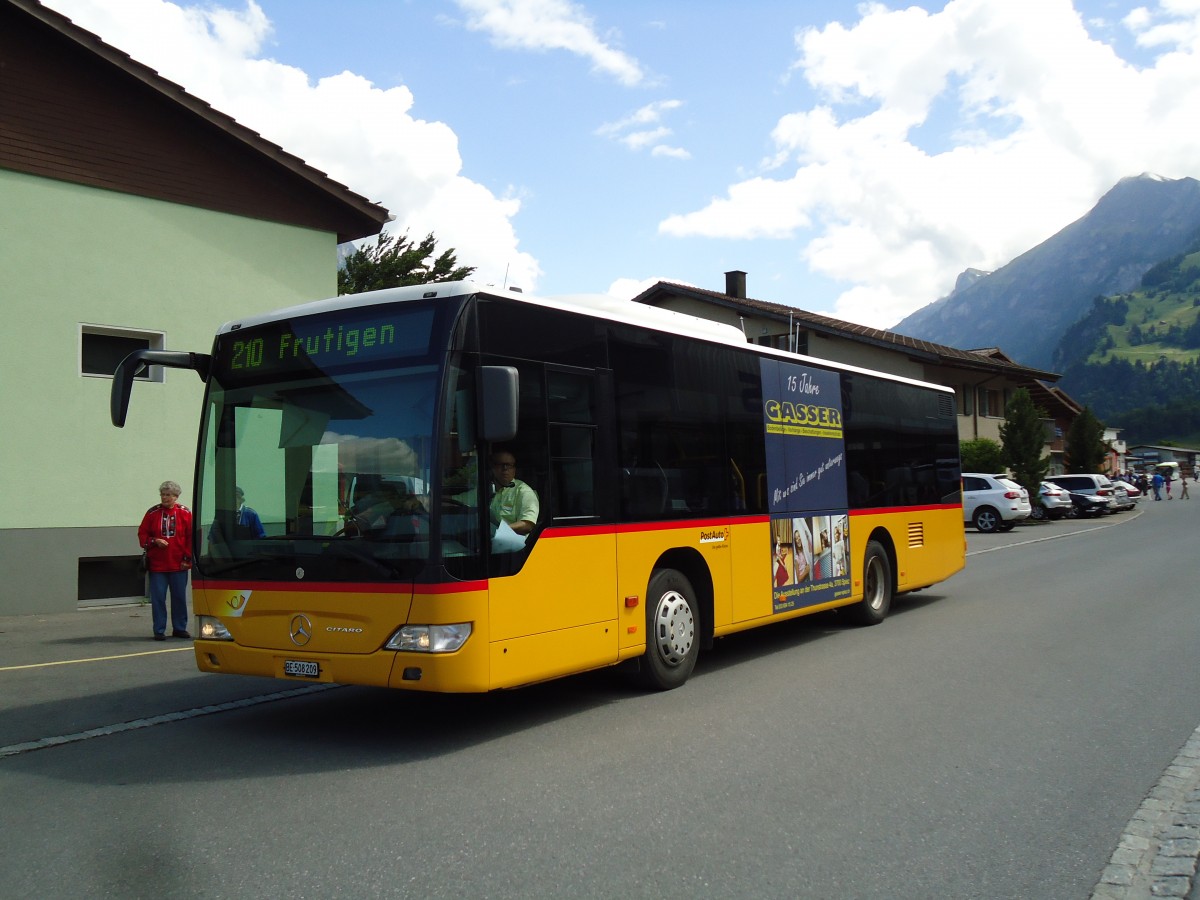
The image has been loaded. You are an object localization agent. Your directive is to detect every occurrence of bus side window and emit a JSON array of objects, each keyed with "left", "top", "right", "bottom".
[{"left": 546, "top": 368, "right": 598, "bottom": 522}]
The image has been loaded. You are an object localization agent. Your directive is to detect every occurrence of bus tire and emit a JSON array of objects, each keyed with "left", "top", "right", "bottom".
[
  {"left": 639, "top": 568, "right": 699, "bottom": 691},
  {"left": 846, "top": 540, "right": 892, "bottom": 626}
]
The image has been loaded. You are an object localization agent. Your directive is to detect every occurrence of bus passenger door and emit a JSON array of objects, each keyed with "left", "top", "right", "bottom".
[{"left": 488, "top": 367, "right": 618, "bottom": 688}]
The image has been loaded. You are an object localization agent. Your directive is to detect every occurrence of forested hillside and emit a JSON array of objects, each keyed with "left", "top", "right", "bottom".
[{"left": 1054, "top": 246, "right": 1200, "bottom": 445}]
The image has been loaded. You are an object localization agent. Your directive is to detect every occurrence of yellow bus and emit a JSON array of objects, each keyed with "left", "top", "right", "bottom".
[{"left": 111, "top": 281, "right": 964, "bottom": 692}]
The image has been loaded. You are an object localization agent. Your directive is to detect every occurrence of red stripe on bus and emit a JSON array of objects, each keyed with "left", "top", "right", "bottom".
[{"left": 193, "top": 579, "right": 489, "bottom": 593}]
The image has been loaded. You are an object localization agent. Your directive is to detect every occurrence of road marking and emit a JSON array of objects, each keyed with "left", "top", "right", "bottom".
[
  {"left": 0, "top": 647, "right": 191, "bottom": 672},
  {"left": 968, "top": 510, "right": 1141, "bottom": 557},
  {"left": 0, "top": 682, "right": 341, "bottom": 758}
]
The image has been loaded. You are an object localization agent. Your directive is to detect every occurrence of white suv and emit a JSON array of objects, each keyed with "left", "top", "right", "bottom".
[{"left": 962, "top": 473, "right": 1032, "bottom": 533}]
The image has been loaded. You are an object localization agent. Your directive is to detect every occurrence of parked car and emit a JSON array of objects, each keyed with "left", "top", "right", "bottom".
[
  {"left": 962, "top": 473, "right": 1031, "bottom": 533},
  {"left": 1032, "top": 482, "right": 1072, "bottom": 520},
  {"left": 1066, "top": 490, "right": 1109, "bottom": 518},
  {"left": 1109, "top": 483, "right": 1136, "bottom": 511},
  {"left": 1112, "top": 479, "right": 1142, "bottom": 505},
  {"left": 1045, "top": 474, "right": 1118, "bottom": 512}
]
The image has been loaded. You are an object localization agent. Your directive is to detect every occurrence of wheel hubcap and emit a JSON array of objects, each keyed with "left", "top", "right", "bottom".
[
  {"left": 653, "top": 590, "right": 695, "bottom": 667},
  {"left": 865, "top": 557, "right": 884, "bottom": 610}
]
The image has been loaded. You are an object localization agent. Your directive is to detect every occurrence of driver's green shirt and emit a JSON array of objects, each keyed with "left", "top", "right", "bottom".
[{"left": 489, "top": 478, "right": 539, "bottom": 528}]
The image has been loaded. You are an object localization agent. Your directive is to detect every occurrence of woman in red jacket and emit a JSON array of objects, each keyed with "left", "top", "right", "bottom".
[{"left": 138, "top": 480, "right": 193, "bottom": 641}]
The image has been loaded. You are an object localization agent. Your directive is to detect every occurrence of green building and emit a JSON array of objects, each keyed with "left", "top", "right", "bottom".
[{"left": 1, "top": 0, "right": 389, "bottom": 613}]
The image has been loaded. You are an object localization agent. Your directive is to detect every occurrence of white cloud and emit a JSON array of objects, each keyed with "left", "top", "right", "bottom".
[
  {"left": 596, "top": 99, "right": 690, "bottom": 158},
  {"left": 1125, "top": 0, "right": 1200, "bottom": 45},
  {"left": 453, "top": 0, "right": 646, "bottom": 86},
  {"left": 652, "top": 145, "right": 691, "bottom": 160},
  {"left": 659, "top": 0, "right": 1200, "bottom": 330},
  {"left": 42, "top": 0, "right": 540, "bottom": 292},
  {"left": 605, "top": 275, "right": 691, "bottom": 300}
]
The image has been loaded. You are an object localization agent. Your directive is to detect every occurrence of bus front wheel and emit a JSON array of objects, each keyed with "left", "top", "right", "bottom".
[
  {"left": 846, "top": 540, "right": 893, "bottom": 626},
  {"left": 639, "top": 569, "right": 699, "bottom": 691}
]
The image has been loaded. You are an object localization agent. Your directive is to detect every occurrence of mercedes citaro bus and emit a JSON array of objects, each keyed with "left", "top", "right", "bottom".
[{"left": 111, "top": 281, "right": 964, "bottom": 692}]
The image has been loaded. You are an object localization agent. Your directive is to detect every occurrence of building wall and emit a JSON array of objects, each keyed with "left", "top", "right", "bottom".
[
  {"left": 806, "top": 332, "right": 925, "bottom": 379},
  {"left": 0, "top": 169, "right": 338, "bottom": 614}
]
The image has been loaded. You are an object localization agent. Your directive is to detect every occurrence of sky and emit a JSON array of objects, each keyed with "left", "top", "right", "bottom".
[{"left": 39, "top": 0, "right": 1200, "bottom": 330}]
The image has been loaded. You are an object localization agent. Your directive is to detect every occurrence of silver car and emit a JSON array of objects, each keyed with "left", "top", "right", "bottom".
[
  {"left": 1045, "top": 474, "right": 1118, "bottom": 513},
  {"left": 1032, "top": 482, "right": 1073, "bottom": 520},
  {"left": 1109, "top": 483, "right": 1135, "bottom": 511}
]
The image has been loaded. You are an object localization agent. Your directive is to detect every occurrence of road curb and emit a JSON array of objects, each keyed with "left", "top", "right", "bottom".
[{"left": 1091, "top": 724, "right": 1200, "bottom": 898}]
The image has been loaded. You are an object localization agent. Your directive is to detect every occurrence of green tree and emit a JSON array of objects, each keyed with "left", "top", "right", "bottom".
[
  {"left": 960, "top": 438, "right": 1004, "bottom": 473},
  {"left": 999, "top": 387, "right": 1051, "bottom": 501},
  {"left": 1065, "top": 406, "right": 1106, "bottom": 473},
  {"left": 338, "top": 230, "right": 475, "bottom": 295}
]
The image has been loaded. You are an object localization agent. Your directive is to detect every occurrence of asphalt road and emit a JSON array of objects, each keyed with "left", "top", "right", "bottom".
[{"left": 1, "top": 498, "right": 1198, "bottom": 899}]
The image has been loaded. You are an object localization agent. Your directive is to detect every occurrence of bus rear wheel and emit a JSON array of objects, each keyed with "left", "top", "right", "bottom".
[
  {"left": 846, "top": 540, "right": 893, "bottom": 626},
  {"left": 638, "top": 568, "right": 699, "bottom": 691}
]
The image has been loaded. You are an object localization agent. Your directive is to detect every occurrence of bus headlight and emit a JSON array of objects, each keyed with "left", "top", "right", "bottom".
[
  {"left": 386, "top": 623, "right": 472, "bottom": 653},
  {"left": 197, "top": 616, "right": 233, "bottom": 641}
]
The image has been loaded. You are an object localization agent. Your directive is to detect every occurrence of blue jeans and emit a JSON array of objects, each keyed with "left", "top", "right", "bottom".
[{"left": 148, "top": 570, "right": 190, "bottom": 635}]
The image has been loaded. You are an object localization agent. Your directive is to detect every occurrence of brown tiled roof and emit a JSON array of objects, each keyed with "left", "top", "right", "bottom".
[
  {"left": 6, "top": 0, "right": 390, "bottom": 242},
  {"left": 633, "top": 280, "right": 1060, "bottom": 382}
]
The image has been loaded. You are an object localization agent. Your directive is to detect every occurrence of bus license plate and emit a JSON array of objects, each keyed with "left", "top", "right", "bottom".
[{"left": 284, "top": 659, "right": 319, "bottom": 678}]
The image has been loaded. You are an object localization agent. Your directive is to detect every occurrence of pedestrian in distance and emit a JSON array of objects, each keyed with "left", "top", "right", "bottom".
[
  {"left": 138, "top": 480, "right": 193, "bottom": 641},
  {"left": 1152, "top": 470, "right": 1164, "bottom": 501},
  {"left": 1181, "top": 476, "right": 1191, "bottom": 500}
]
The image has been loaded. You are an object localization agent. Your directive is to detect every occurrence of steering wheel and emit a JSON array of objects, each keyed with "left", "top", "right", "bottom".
[{"left": 332, "top": 515, "right": 368, "bottom": 538}]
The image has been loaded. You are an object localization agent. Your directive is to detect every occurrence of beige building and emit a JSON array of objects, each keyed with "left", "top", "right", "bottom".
[{"left": 0, "top": 0, "right": 389, "bottom": 614}]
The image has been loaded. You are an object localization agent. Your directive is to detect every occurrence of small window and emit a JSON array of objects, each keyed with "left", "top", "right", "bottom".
[
  {"left": 977, "top": 388, "right": 1004, "bottom": 417},
  {"left": 81, "top": 325, "right": 165, "bottom": 381},
  {"left": 78, "top": 556, "right": 145, "bottom": 603}
]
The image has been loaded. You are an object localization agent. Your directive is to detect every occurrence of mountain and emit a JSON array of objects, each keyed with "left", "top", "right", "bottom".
[{"left": 893, "top": 174, "right": 1200, "bottom": 371}]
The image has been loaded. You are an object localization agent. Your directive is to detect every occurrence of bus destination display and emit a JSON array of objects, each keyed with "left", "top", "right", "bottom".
[{"left": 218, "top": 307, "right": 436, "bottom": 379}]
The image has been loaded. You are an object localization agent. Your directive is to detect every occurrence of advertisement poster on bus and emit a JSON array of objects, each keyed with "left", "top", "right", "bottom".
[{"left": 761, "top": 358, "right": 853, "bottom": 614}]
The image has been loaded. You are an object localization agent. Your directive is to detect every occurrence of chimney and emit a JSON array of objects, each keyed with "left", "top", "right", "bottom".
[{"left": 725, "top": 270, "right": 747, "bottom": 299}]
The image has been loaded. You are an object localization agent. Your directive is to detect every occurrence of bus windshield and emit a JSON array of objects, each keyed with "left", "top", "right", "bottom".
[{"left": 196, "top": 298, "right": 480, "bottom": 582}]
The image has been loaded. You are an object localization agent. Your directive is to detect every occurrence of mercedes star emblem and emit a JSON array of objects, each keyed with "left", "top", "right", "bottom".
[{"left": 289, "top": 613, "right": 313, "bottom": 646}]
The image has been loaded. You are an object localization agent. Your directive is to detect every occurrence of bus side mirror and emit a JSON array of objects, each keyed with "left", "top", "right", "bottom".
[
  {"left": 111, "top": 349, "right": 212, "bottom": 427},
  {"left": 479, "top": 365, "right": 518, "bottom": 442}
]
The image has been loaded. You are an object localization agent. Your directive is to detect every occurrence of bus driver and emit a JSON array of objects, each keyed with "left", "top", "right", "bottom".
[{"left": 489, "top": 448, "right": 539, "bottom": 537}]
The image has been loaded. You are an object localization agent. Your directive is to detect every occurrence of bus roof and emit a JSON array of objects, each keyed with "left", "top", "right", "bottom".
[
  {"left": 218, "top": 280, "right": 748, "bottom": 346},
  {"left": 217, "top": 280, "right": 953, "bottom": 394}
]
